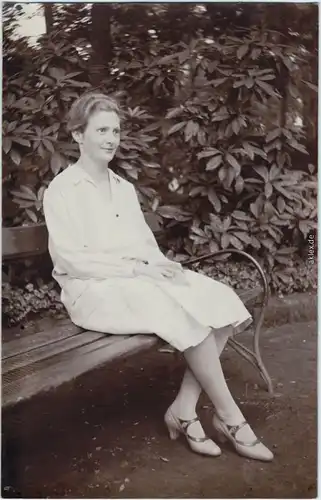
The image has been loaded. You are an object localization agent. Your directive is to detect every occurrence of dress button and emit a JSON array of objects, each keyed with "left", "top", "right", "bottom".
[{"left": 116, "top": 214, "right": 119, "bottom": 217}]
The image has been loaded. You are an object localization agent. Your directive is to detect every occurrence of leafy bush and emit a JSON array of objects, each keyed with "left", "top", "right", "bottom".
[
  {"left": 190, "top": 256, "right": 317, "bottom": 295},
  {"left": 2, "top": 257, "right": 316, "bottom": 327},
  {"left": 2, "top": 23, "right": 317, "bottom": 278},
  {"left": 2, "top": 281, "right": 65, "bottom": 326}
]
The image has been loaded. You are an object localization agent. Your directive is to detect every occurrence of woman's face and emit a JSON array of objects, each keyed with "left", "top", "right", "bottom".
[{"left": 74, "top": 109, "right": 121, "bottom": 164}]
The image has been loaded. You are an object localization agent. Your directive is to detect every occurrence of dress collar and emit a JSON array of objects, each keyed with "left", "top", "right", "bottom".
[{"left": 72, "top": 163, "right": 117, "bottom": 187}]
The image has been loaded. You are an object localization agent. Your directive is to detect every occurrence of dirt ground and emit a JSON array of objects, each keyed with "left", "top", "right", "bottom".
[{"left": 2, "top": 320, "right": 317, "bottom": 499}]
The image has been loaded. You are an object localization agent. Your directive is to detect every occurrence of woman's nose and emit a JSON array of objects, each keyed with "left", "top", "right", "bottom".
[{"left": 105, "top": 131, "right": 117, "bottom": 143}]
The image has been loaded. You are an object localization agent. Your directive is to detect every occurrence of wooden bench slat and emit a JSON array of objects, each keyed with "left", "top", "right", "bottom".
[
  {"left": 2, "top": 330, "right": 107, "bottom": 375},
  {"left": 2, "top": 224, "right": 48, "bottom": 260},
  {"left": 3, "top": 334, "right": 159, "bottom": 407},
  {"left": 2, "top": 320, "right": 82, "bottom": 360},
  {"left": 3, "top": 334, "right": 128, "bottom": 386}
]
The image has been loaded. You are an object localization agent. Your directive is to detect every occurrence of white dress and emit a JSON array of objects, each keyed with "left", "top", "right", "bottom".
[{"left": 43, "top": 164, "right": 252, "bottom": 352}]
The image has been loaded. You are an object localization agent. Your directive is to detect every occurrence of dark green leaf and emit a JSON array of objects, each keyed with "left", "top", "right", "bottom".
[
  {"left": 274, "top": 255, "right": 290, "bottom": 265},
  {"left": 233, "top": 210, "right": 252, "bottom": 222},
  {"left": 12, "top": 137, "right": 31, "bottom": 147},
  {"left": 256, "top": 79, "right": 279, "bottom": 97},
  {"left": 66, "top": 79, "right": 91, "bottom": 88},
  {"left": 298, "top": 221, "right": 310, "bottom": 237},
  {"left": 211, "top": 113, "right": 229, "bottom": 122},
  {"left": 277, "top": 246, "right": 297, "bottom": 255},
  {"left": 302, "top": 80, "right": 318, "bottom": 92},
  {"left": 42, "top": 139, "right": 55, "bottom": 153},
  {"left": 50, "top": 152, "right": 64, "bottom": 175},
  {"left": 233, "top": 79, "right": 247, "bottom": 89},
  {"left": 287, "top": 139, "right": 308, "bottom": 155},
  {"left": 226, "top": 153, "right": 241, "bottom": 173},
  {"left": 165, "top": 107, "right": 182, "bottom": 120},
  {"left": 223, "top": 167, "right": 235, "bottom": 189},
  {"left": 266, "top": 129, "right": 281, "bottom": 143},
  {"left": 49, "top": 67, "right": 66, "bottom": 80},
  {"left": 251, "top": 236, "right": 261, "bottom": 249},
  {"left": 189, "top": 186, "right": 205, "bottom": 197},
  {"left": 264, "top": 201, "right": 275, "bottom": 217},
  {"left": 256, "top": 74, "right": 275, "bottom": 81},
  {"left": 167, "top": 122, "right": 186, "bottom": 135},
  {"left": 156, "top": 53, "right": 179, "bottom": 65},
  {"left": 10, "top": 149, "right": 21, "bottom": 165},
  {"left": 185, "top": 120, "right": 199, "bottom": 142},
  {"left": 3, "top": 137, "right": 12, "bottom": 154},
  {"left": 265, "top": 182, "right": 273, "bottom": 198},
  {"left": 269, "top": 163, "right": 281, "bottom": 181},
  {"left": 197, "top": 129, "right": 206, "bottom": 145},
  {"left": 250, "top": 48, "right": 261, "bottom": 59},
  {"left": 229, "top": 235, "right": 243, "bottom": 250},
  {"left": 197, "top": 148, "right": 221, "bottom": 160},
  {"left": 26, "top": 209, "right": 38, "bottom": 223},
  {"left": 208, "top": 188, "right": 221, "bottom": 212},
  {"left": 245, "top": 78, "right": 254, "bottom": 89},
  {"left": 223, "top": 216, "right": 231, "bottom": 231},
  {"left": 178, "top": 50, "right": 190, "bottom": 64},
  {"left": 158, "top": 205, "right": 191, "bottom": 221},
  {"left": 233, "top": 231, "right": 252, "bottom": 245},
  {"left": 210, "top": 77, "right": 227, "bottom": 87},
  {"left": 252, "top": 147, "right": 267, "bottom": 159},
  {"left": 231, "top": 119, "right": 241, "bottom": 135},
  {"left": 288, "top": 84, "right": 300, "bottom": 98},
  {"left": 237, "top": 44, "right": 249, "bottom": 60},
  {"left": 206, "top": 155, "right": 222, "bottom": 171},
  {"left": 242, "top": 141, "right": 254, "bottom": 160},
  {"left": 221, "top": 233, "right": 230, "bottom": 249},
  {"left": 277, "top": 197, "right": 286, "bottom": 213},
  {"left": 261, "top": 238, "right": 275, "bottom": 251},
  {"left": 250, "top": 201, "right": 259, "bottom": 218},
  {"left": 11, "top": 187, "right": 36, "bottom": 201},
  {"left": 235, "top": 175, "right": 244, "bottom": 194},
  {"left": 254, "top": 166, "right": 269, "bottom": 182}
]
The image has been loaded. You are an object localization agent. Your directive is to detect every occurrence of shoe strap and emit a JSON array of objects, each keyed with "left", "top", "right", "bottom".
[
  {"left": 178, "top": 416, "right": 210, "bottom": 443},
  {"left": 226, "top": 421, "right": 260, "bottom": 447}
]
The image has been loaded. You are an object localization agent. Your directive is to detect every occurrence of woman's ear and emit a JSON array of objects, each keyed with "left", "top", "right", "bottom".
[{"left": 71, "top": 130, "right": 84, "bottom": 145}]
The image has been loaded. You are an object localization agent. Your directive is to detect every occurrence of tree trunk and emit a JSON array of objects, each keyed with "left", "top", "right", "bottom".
[
  {"left": 90, "top": 3, "right": 113, "bottom": 87},
  {"left": 44, "top": 4, "right": 54, "bottom": 34}
]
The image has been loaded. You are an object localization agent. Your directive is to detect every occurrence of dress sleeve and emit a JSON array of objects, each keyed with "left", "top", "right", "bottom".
[
  {"left": 43, "top": 186, "right": 137, "bottom": 279},
  {"left": 128, "top": 185, "right": 175, "bottom": 266}
]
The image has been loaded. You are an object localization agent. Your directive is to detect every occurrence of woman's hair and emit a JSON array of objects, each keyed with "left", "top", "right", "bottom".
[{"left": 66, "top": 92, "right": 120, "bottom": 133}]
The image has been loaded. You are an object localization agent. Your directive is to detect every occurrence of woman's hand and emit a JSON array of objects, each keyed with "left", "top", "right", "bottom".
[{"left": 134, "top": 260, "right": 188, "bottom": 285}]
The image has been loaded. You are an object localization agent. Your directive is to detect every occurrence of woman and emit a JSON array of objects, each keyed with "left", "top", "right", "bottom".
[{"left": 43, "top": 92, "right": 273, "bottom": 462}]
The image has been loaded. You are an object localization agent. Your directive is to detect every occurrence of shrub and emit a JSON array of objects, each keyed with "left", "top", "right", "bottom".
[
  {"left": 3, "top": 26, "right": 317, "bottom": 279},
  {"left": 2, "top": 257, "right": 316, "bottom": 327},
  {"left": 2, "top": 281, "right": 65, "bottom": 326}
]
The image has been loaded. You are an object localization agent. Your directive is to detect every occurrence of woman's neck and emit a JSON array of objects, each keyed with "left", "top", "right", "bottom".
[{"left": 77, "top": 154, "right": 110, "bottom": 184}]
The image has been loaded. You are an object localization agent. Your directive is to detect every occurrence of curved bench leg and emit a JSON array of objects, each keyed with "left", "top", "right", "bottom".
[
  {"left": 184, "top": 249, "right": 274, "bottom": 395},
  {"left": 228, "top": 335, "right": 274, "bottom": 395},
  {"left": 253, "top": 308, "right": 274, "bottom": 395},
  {"left": 228, "top": 299, "right": 274, "bottom": 395}
]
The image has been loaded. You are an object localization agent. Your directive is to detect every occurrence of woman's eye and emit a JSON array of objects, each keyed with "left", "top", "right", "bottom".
[
  {"left": 113, "top": 128, "right": 120, "bottom": 135},
  {"left": 99, "top": 128, "right": 107, "bottom": 133}
]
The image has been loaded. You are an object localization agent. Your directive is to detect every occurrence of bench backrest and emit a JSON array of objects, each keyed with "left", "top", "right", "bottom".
[
  {"left": 2, "top": 225, "right": 48, "bottom": 261},
  {"left": 2, "top": 213, "right": 162, "bottom": 262}
]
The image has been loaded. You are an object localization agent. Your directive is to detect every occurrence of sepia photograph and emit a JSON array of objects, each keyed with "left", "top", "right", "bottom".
[{"left": 2, "top": 2, "right": 318, "bottom": 498}]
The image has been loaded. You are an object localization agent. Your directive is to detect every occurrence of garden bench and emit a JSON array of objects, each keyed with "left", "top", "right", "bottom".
[{"left": 2, "top": 221, "right": 273, "bottom": 408}]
